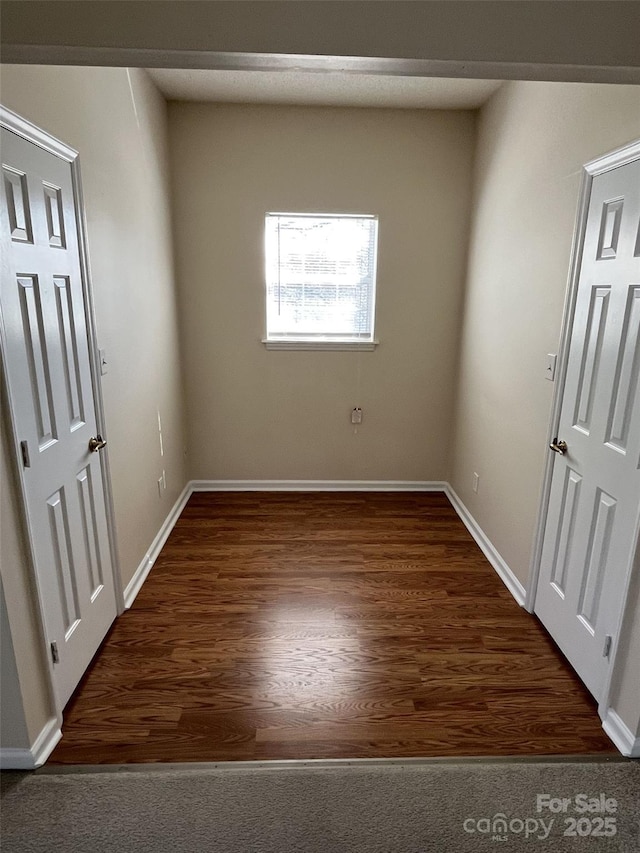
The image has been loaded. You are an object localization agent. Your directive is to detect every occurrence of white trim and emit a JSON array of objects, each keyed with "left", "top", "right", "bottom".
[
  {"left": 263, "top": 340, "right": 378, "bottom": 351},
  {"left": 601, "top": 709, "right": 640, "bottom": 758},
  {"left": 191, "top": 480, "right": 526, "bottom": 607},
  {"left": 31, "top": 717, "right": 62, "bottom": 767},
  {"left": 445, "top": 486, "right": 526, "bottom": 607},
  {"left": 585, "top": 138, "right": 640, "bottom": 176},
  {"left": 190, "top": 479, "right": 448, "bottom": 492},
  {"left": 2, "top": 45, "right": 640, "bottom": 85},
  {"left": 0, "top": 718, "right": 61, "bottom": 770},
  {"left": 0, "top": 106, "right": 77, "bottom": 162},
  {"left": 0, "top": 749, "right": 35, "bottom": 771},
  {"left": 123, "top": 483, "right": 192, "bottom": 608}
]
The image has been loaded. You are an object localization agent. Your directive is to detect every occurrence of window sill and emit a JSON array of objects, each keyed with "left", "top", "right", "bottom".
[{"left": 262, "top": 339, "right": 379, "bottom": 351}]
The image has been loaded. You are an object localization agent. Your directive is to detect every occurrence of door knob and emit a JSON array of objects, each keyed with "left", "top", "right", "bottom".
[
  {"left": 549, "top": 438, "right": 568, "bottom": 455},
  {"left": 88, "top": 435, "right": 107, "bottom": 453}
]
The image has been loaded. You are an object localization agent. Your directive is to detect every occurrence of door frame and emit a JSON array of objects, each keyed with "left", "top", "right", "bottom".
[
  {"left": 527, "top": 137, "right": 640, "bottom": 718},
  {"left": 0, "top": 106, "right": 124, "bottom": 720}
]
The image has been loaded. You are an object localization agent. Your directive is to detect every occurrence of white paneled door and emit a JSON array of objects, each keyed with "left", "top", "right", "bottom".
[
  {"left": 1, "top": 122, "right": 117, "bottom": 710},
  {"left": 535, "top": 152, "right": 640, "bottom": 701}
]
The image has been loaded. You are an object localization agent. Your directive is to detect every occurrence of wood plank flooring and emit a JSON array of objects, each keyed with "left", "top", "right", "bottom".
[{"left": 49, "top": 492, "right": 615, "bottom": 763}]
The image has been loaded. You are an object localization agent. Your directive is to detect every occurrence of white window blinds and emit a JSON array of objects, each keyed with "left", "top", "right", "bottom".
[{"left": 265, "top": 213, "right": 378, "bottom": 342}]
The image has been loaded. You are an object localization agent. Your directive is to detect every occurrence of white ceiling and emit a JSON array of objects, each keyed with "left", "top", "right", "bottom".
[{"left": 147, "top": 69, "right": 502, "bottom": 110}]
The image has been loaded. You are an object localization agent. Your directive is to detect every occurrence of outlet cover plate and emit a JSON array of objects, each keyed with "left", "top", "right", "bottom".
[{"left": 546, "top": 353, "right": 557, "bottom": 381}]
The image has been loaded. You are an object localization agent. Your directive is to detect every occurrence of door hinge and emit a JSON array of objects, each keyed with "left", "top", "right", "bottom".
[
  {"left": 20, "top": 440, "right": 31, "bottom": 468},
  {"left": 50, "top": 641, "right": 59, "bottom": 664},
  {"left": 603, "top": 635, "right": 613, "bottom": 659}
]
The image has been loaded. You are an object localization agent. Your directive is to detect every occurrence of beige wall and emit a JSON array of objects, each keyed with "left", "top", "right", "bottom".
[
  {"left": 450, "top": 81, "right": 640, "bottom": 734},
  {"left": 169, "top": 103, "right": 475, "bottom": 481},
  {"left": 451, "top": 81, "right": 640, "bottom": 584},
  {"left": 1, "top": 408, "right": 52, "bottom": 744},
  {"left": 0, "top": 577, "right": 30, "bottom": 749},
  {"left": 0, "top": 66, "right": 187, "bottom": 746}
]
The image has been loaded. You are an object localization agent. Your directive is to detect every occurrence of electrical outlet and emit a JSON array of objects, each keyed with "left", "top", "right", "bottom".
[
  {"left": 351, "top": 407, "right": 363, "bottom": 424},
  {"left": 472, "top": 472, "right": 480, "bottom": 494}
]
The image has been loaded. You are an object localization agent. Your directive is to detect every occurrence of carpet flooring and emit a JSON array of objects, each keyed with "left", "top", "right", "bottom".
[{"left": 2, "top": 758, "right": 639, "bottom": 852}]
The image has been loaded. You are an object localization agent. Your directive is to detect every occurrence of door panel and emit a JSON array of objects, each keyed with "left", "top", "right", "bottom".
[
  {"left": 535, "top": 155, "right": 640, "bottom": 700},
  {"left": 1, "top": 126, "right": 116, "bottom": 710},
  {"left": 606, "top": 286, "right": 640, "bottom": 452}
]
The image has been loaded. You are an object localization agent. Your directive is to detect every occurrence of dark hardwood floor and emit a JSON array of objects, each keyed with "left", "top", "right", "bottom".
[{"left": 49, "top": 492, "right": 615, "bottom": 763}]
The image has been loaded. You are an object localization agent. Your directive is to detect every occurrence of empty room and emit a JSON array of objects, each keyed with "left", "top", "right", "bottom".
[{"left": 2, "top": 0, "right": 640, "bottom": 786}]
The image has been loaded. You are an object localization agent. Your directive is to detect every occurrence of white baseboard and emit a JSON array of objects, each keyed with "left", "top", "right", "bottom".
[
  {"left": 602, "top": 709, "right": 640, "bottom": 757},
  {"left": 445, "top": 486, "right": 527, "bottom": 607},
  {"left": 123, "top": 483, "right": 192, "bottom": 608},
  {"left": 120, "top": 480, "right": 523, "bottom": 616},
  {"left": 190, "top": 479, "right": 448, "bottom": 492},
  {"left": 124, "top": 479, "right": 525, "bottom": 613},
  {"left": 0, "top": 717, "right": 61, "bottom": 770},
  {"left": 190, "top": 480, "right": 525, "bottom": 607}
]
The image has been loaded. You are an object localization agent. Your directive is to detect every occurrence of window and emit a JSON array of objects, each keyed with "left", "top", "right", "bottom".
[{"left": 264, "top": 213, "right": 378, "bottom": 350}]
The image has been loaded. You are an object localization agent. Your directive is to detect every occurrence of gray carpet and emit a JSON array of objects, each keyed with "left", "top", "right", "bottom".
[{"left": 2, "top": 758, "right": 639, "bottom": 852}]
